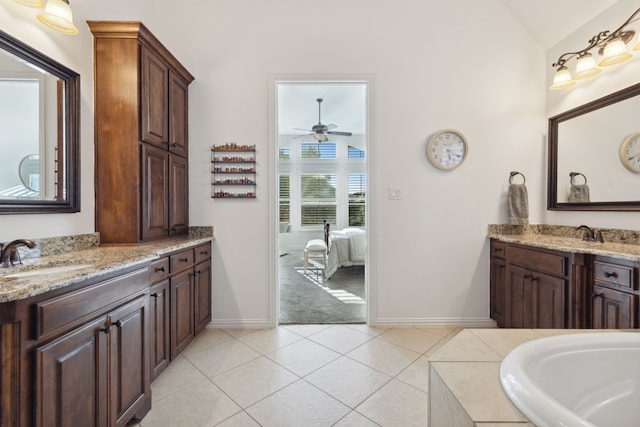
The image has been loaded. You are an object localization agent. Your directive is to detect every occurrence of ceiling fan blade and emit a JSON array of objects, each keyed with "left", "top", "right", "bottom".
[
  {"left": 327, "top": 131, "right": 353, "bottom": 136},
  {"left": 293, "top": 128, "right": 313, "bottom": 132},
  {"left": 292, "top": 133, "right": 314, "bottom": 140},
  {"left": 325, "top": 123, "right": 337, "bottom": 130}
]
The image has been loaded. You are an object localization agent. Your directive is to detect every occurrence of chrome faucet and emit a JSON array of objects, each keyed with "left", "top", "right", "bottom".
[
  {"left": 576, "top": 225, "right": 604, "bottom": 243},
  {"left": 0, "top": 239, "right": 36, "bottom": 267}
]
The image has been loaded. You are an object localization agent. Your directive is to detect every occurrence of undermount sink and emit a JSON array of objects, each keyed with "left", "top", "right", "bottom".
[{"left": 5, "top": 264, "right": 94, "bottom": 278}]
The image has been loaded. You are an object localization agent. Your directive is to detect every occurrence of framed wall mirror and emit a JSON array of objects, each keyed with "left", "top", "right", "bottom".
[
  {"left": 0, "top": 29, "right": 80, "bottom": 214},
  {"left": 548, "top": 82, "right": 640, "bottom": 211}
]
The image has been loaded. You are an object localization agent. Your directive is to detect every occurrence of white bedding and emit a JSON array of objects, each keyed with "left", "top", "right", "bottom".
[{"left": 326, "top": 228, "right": 366, "bottom": 278}]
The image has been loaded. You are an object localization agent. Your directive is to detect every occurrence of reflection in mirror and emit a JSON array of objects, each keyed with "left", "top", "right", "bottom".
[
  {"left": 548, "top": 82, "right": 640, "bottom": 211},
  {"left": 0, "top": 29, "right": 79, "bottom": 213}
]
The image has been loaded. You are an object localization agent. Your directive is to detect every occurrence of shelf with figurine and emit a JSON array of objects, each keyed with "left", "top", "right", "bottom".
[{"left": 211, "top": 142, "right": 257, "bottom": 199}]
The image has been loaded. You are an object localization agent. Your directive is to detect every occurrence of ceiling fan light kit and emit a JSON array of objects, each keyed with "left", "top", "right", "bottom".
[
  {"left": 293, "top": 98, "right": 353, "bottom": 142},
  {"left": 550, "top": 7, "right": 640, "bottom": 90}
]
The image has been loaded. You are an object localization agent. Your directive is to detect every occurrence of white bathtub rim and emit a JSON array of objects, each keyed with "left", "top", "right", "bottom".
[{"left": 500, "top": 332, "right": 640, "bottom": 427}]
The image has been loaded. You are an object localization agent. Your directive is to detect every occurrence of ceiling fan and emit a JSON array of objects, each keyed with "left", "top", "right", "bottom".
[{"left": 293, "top": 98, "right": 353, "bottom": 142}]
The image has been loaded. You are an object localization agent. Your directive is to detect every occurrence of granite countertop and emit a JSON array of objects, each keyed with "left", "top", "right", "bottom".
[
  {"left": 489, "top": 224, "right": 640, "bottom": 262},
  {"left": 0, "top": 235, "right": 213, "bottom": 304}
]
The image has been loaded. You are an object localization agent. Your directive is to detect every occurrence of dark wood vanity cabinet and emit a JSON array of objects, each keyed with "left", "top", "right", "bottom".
[
  {"left": 490, "top": 240, "right": 589, "bottom": 329},
  {"left": 591, "top": 256, "right": 639, "bottom": 329},
  {"left": 89, "top": 21, "right": 194, "bottom": 244}
]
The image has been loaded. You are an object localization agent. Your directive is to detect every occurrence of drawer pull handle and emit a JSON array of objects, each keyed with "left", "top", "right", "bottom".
[
  {"left": 592, "top": 292, "right": 604, "bottom": 299},
  {"left": 604, "top": 271, "right": 618, "bottom": 278},
  {"left": 196, "top": 270, "right": 201, "bottom": 275},
  {"left": 180, "top": 257, "right": 189, "bottom": 263},
  {"left": 155, "top": 266, "right": 166, "bottom": 272},
  {"left": 150, "top": 292, "right": 159, "bottom": 298},
  {"left": 200, "top": 250, "right": 209, "bottom": 255},
  {"left": 100, "top": 326, "right": 110, "bottom": 334},
  {"left": 113, "top": 320, "right": 122, "bottom": 328}
]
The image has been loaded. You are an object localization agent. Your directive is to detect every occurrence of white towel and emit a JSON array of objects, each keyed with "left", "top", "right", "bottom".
[
  {"left": 568, "top": 184, "right": 590, "bottom": 203},
  {"left": 508, "top": 184, "right": 529, "bottom": 225}
]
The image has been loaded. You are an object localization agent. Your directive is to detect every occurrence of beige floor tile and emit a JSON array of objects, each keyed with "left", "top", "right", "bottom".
[
  {"left": 182, "top": 327, "right": 234, "bottom": 355},
  {"left": 396, "top": 355, "right": 430, "bottom": 392},
  {"left": 267, "top": 338, "right": 341, "bottom": 376},
  {"left": 238, "top": 327, "right": 303, "bottom": 354},
  {"left": 305, "top": 356, "right": 391, "bottom": 408},
  {"left": 414, "top": 326, "right": 460, "bottom": 338},
  {"left": 141, "top": 380, "right": 241, "bottom": 427},
  {"left": 475, "top": 423, "right": 534, "bottom": 426},
  {"left": 214, "top": 410, "right": 261, "bottom": 426},
  {"left": 377, "top": 327, "right": 445, "bottom": 353},
  {"left": 307, "top": 325, "right": 373, "bottom": 354},
  {"left": 429, "top": 329, "right": 502, "bottom": 362},
  {"left": 333, "top": 410, "right": 381, "bottom": 426},
  {"left": 469, "top": 329, "right": 543, "bottom": 357},
  {"left": 149, "top": 356, "right": 208, "bottom": 401},
  {"left": 185, "top": 339, "right": 261, "bottom": 378},
  {"left": 356, "top": 379, "right": 428, "bottom": 427},
  {"left": 221, "top": 328, "right": 260, "bottom": 338},
  {"left": 211, "top": 356, "right": 298, "bottom": 408},
  {"left": 246, "top": 380, "right": 350, "bottom": 427},
  {"left": 344, "top": 324, "right": 389, "bottom": 337},
  {"left": 424, "top": 328, "right": 463, "bottom": 356},
  {"left": 281, "top": 323, "right": 332, "bottom": 337},
  {"left": 347, "top": 337, "right": 421, "bottom": 376}
]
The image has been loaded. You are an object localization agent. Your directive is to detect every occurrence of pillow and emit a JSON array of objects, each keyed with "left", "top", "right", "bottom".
[{"left": 305, "top": 239, "right": 327, "bottom": 251}]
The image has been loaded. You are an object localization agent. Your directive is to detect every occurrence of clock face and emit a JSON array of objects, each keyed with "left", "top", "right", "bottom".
[
  {"left": 620, "top": 133, "right": 640, "bottom": 173},
  {"left": 426, "top": 130, "right": 468, "bottom": 170}
]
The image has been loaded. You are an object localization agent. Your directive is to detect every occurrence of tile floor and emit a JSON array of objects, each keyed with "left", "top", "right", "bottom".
[{"left": 130, "top": 324, "right": 462, "bottom": 427}]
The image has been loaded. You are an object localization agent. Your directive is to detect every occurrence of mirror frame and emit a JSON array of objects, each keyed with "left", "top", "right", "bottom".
[
  {"left": 0, "top": 29, "right": 80, "bottom": 214},
  {"left": 548, "top": 82, "right": 640, "bottom": 211}
]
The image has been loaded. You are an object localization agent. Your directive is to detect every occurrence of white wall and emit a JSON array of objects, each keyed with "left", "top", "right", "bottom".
[
  {"left": 544, "top": 0, "right": 640, "bottom": 228},
  {"left": 0, "top": 0, "right": 548, "bottom": 326}
]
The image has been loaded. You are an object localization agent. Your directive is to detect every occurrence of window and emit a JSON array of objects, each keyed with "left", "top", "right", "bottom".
[
  {"left": 301, "top": 174, "right": 336, "bottom": 226},
  {"left": 301, "top": 142, "right": 336, "bottom": 159},
  {"left": 279, "top": 148, "right": 290, "bottom": 159},
  {"left": 348, "top": 145, "right": 365, "bottom": 158},
  {"left": 348, "top": 173, "right": 366, "bottom": 226},
  {"left": 279, "top": 174, "right": 290, "bottom": 223}
]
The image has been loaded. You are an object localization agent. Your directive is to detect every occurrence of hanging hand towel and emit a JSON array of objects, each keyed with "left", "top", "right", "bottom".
[
  {"left": 568, "top": 184, "right": 590, "bottom": 203},
  {"left": 508, "top": 184, "right": 529, "bottom": 225}
]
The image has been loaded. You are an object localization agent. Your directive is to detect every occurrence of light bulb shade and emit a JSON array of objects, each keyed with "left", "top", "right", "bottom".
[
  {"left": 550, "top": 66, "right": 575, "bottom": 90},
  {"left": 573, "top": 53, "right": 601, "bottom": 79},
  {"left": 599, "top": 38, "right": 632, "bottom": 66},
  {"left": 14, "top": 0, "right": 45, "bottom": 7},
  {"left": 36, "top": 0, "right": 78, "bottom": 35}
]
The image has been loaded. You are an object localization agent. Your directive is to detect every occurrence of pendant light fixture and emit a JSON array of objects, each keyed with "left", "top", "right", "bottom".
[
  {"left": 550, "top": 7, "right": 640, "bottom": 90},
  {"left": 37, "top": 0, "right": 79, "bottom": 35},
  {"left": 14, "top": 0, "right": 45, "bottom": 7}
]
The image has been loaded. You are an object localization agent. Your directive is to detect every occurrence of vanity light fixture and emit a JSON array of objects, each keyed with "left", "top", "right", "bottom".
[
  {"left": 550, "top": 7, "right": 640, "bottom": 90},
  {"left": 37, "top": 0, "right": 79, "bottom": 35}
]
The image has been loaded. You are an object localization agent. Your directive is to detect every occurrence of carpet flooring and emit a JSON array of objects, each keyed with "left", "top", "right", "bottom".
[{"left": 279, "top": 250, "right": 366, "bottom": 324}]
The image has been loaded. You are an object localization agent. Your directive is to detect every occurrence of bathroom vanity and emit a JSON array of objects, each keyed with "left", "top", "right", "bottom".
[
  {"left": 490, "top": 225, "right": 640, "bottom": 329},
  {"left": 0, "top": 235, "right": 212, "bottom": 427}
]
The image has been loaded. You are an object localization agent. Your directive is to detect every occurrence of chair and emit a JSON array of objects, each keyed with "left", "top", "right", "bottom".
[{"left": 304, "top": 239, "right": 327, "bottom": 275}]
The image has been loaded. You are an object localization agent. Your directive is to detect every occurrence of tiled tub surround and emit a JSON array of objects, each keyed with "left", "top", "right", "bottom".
[
  {"left": 428, "top": 328, "right": 634, "bottom": 427},
  {"left": 0, "top": 227, "right": 213, "bottom": 302},
  {"left": 489, "top": 224, "right": 640, "bottom": 261}
]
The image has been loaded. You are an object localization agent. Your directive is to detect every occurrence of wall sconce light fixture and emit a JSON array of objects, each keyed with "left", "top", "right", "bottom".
[
  {"left": 550, "top": 7, "right": 640, "bottom": 90},
  {"left": 13, "top": 0, "right": 78, "bottom": 35}
]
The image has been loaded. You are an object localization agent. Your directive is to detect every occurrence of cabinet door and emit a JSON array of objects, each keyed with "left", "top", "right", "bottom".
[
  {"left": 108, "top": 295, "right": 150, "bottom": 427},
  {"left": 592, "top": 285, "right": 636, "bottom": 329},
  {"left": 490, "top": 256, "right": 506, "bottom": 327},
  {"left": 505, "top": 265, "right": 533, "bottom": 328},
  {"left": 170, "top": 270, "right": 194, "bottom": 359},
  {"left": 35, "top": 317, "right": 108, "bottom": 427},
  {"left": 140, "top": 48, "right": 168, "bottom": 147},
  {"left": 169, "top": 154, "right": 188, "bottom": 235},
  {"left": 149, "top": 279, "right": 170, "bottom": 381},
  {"left": 141, "top": 144, "right": 169, "bottom": 240},
  {"left": 194, "top": 260, "right": 212, "bottom": 334},
  {"left": 531, "top": 273, "right": 566, "bottom": 329},
  {"left": 168, "top": 73, "right": 188, "bottom": 157}
]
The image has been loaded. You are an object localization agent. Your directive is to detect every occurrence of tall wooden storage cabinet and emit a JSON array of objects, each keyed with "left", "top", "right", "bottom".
[{"left": 88, "top": 21, "right": 194, "bottom": 243}]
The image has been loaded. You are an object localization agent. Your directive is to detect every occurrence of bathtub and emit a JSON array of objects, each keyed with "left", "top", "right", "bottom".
[{"left": 500, "top": 332, "right": 640, "bottom": 427}]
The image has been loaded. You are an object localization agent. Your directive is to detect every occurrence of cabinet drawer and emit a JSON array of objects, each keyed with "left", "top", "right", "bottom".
[
  {"left": 150, "top": 257, "right": 170, "bottom": 282},
  {"left": 508, "top": 246, "right": 566, "bottom": 277},
  {"left": 194, "top": 243, "right": 211, "bottom": 264},
  {"left": 170, "top": 248, "right": 195, "bottom": 273},
  {"left": 490, "top": 240, "right": 506, "bottom": 260},
  {"left": 594, "top": 261, "right": 634, "bottom": 290},
  {"left": 36, "top": 268, "right": 148, "bottom": 341}
]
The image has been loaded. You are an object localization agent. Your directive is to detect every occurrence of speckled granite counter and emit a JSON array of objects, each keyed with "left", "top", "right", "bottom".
[
  {"left": 489, "top": 224, "right": 640, "bottom": 262},
  {"left": 0, "top": 230, "right": 213, "bottom": 303}
]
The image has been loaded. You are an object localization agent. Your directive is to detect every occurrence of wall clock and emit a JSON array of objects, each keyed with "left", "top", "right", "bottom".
[
  {"left": 426, "top": 129, "right": 468, "bottom": 170},
  {"left": 619, "top": 133, "right": 640, "bottom": 173}
]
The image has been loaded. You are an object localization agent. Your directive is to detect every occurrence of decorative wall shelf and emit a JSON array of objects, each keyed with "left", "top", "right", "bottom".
[{"left": 211, "top": 143, "right": 256, "bottom": 198}]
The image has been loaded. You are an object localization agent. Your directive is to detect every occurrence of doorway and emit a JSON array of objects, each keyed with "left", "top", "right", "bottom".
[{"left": 274, "top": 79, "right": 370, "bottom": 324}]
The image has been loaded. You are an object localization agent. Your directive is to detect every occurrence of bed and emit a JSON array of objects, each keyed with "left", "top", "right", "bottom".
[{"left": 325, "top": 227, "right": 366, "bottom": 278}]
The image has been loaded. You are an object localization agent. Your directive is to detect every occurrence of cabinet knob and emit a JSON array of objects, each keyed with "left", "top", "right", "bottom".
[
  {"left": 150, "top": 292, "right": 159, "bottom": 298},
  {"left": 200, "top": 250, "right": 209, "bottom": 255},
  {"left": 171, "top": 142, "right": 178, "bottom": 148},
  {"left": 100, "top": 326, "right": 110, "bottom": 334},
  {"left": 604, "top": 271, "right": 618, "bottom": 278},
  {"left": 155, "top": 266, "right": 166, "bottom": 272},
  {"left": 592, "top": 292, "right": 603, "bottom": 299},
  {"left": 180, "top": 257, "right": 189, "bottom": 263},
  {"left": 113, "top": 320, "right": 122, "bottom": 328},
  {"left": 170, "top": 227, "right": 177, "bottom": 232}
]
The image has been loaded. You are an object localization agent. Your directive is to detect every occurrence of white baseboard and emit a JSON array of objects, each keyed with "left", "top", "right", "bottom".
[{"left": 373, "top": 317, "right": 497, "bottom": 328}]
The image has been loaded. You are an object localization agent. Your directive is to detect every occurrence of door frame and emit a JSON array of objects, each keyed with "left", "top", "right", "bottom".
[{"left": 267, "top": 74, "right": 376, "bottom": 326}]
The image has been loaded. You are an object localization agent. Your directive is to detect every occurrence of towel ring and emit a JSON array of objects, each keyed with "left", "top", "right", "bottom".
[
  {"left": 570, "top": 172, "right": 587, "bottom": 185},
  {"left": 509, "top": 171, "right": 526, "bottom": 184}
]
